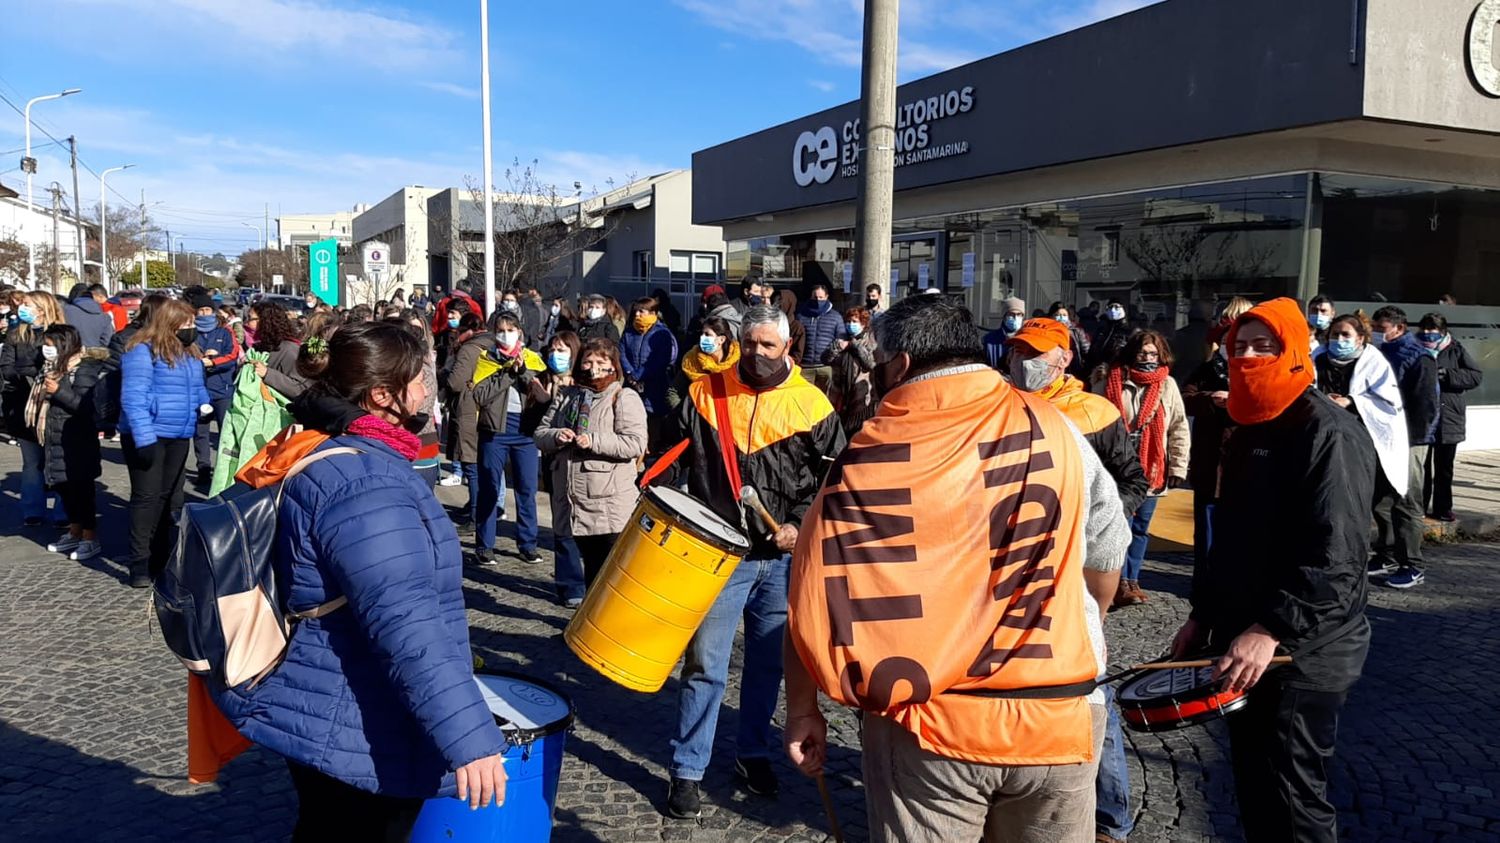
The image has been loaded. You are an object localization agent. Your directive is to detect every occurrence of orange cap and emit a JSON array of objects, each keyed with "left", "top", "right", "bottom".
[{"left": 1008, "top": 318, "right": 1071, "bottom": 354}]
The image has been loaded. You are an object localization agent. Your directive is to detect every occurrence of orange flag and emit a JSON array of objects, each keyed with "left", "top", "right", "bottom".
[{"left": 187, "top": 673, "right": 251, "bottom": 784}]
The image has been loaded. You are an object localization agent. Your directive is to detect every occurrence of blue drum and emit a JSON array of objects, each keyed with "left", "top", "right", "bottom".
[{"left": 411, "top": 671, "right": 574, "bottom": 842}]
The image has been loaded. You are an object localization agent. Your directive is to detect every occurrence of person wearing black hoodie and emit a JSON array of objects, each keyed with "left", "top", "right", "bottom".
[
  {"left": 1369, "top": 305, "right": 1440, "bottom": 588},
  {"left": 1416, "top": 313, "right": 1483, "bottom": 522}
]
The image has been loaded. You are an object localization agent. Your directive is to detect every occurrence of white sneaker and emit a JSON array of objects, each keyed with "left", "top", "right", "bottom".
[
  {"left": 69, "top": 540, "right": 102, "bottom": 561},
  {"left": 438, "top": 473, "right": 463, "bottom": 487},
  {"left": 47, "top": 533, "right": 82, "bottom": 554}
]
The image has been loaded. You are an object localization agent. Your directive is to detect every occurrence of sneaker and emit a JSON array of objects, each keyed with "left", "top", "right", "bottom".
[
  {"left": 47, "top": 533, "right": 82, "bottom": 554},
  {"left": 564, "top": 597, "right": 584, "bottom": 610},
  {"left": 518, "top": 548, "right": 543, "bottom": 565},
  {"left": 468, "top": 548, "right": 497, "bottom": 567},
  {"left": 69, "top": 540, "right": 102, "bottom": 561},
  {"left": 666, "top": 777, "right": 702, "bottom": 819},
  {"left": 1387, "top": 567, "right": 1425, "bottom": 589},
  {"left": 196, "top": 465, "right": 212, "bottom": 487},
  {"left": 1366, "top": 558, "right": 1398, "bottom": 578},
  {"left": 22, "top": 516, "right": 43, "bottom": 528},
  {"left": 734, "top": 757, "right": 780, "bottom": 797},
  {"left": 438, "top": 473, "right": 463, "bottom": 487}
]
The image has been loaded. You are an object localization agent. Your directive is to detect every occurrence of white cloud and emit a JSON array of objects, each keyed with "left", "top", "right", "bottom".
[
  {"left": 420, "top": 81, "right": 481, "bottom": 99},
  {"left": 809, "top": 80, "right": 837, "bottom": 93}
]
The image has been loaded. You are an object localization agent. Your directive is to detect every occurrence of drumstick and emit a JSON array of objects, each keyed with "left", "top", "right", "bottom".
[
  {"left": 740, "top": 485, "right": 781, "bottom": 533},
  {"left": 815, "top": 773, "right": 845, "bottom": 843},
  {"left": 1135, "top": 656, "right": 1293, "bottom": 671}
]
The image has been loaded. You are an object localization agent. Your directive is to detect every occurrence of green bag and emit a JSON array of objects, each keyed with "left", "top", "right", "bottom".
[{"left": 210, "top": 350, "right": 295, "bottom": 496}]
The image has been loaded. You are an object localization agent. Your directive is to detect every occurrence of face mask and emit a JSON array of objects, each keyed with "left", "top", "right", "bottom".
[
  {"left": 1009, "top": 355, "right": 1058, "bottom": 392},
  {"left": 448, "top": 315, "right": 462, "bottom": 329},
  {"left": 1328, "top": 338, "right": 1360, "bottom": 361},
  {"left": 177, "top": 328, "right": 199, "bottom": 346},
  {"left": 1133, "top": 361, "right": 1160, "bottom": 373},
  {"left": 815, "top": 299, "right": 830, "bottom": 312},
  {"left": 41, "top": 345, "right": 59, "bottom": 361},
  {"left": 0, "top": 306, "right": 9, "bottom": 317},
  {"left": 633, "top": 313, "right": 658, "bottom": 332},
  {"left": 401, "top": 412, "right": 431, "bottom": 435},
  {"left": 551, "top": 304, "right": 561, "bottom": 316},
  {"left": 1003, "top": 315, "right": 1024, "bottom": 333},
  {"left": 1107, "top": 306, "right": 1126, "bottom": 322},
  {"left": 747, "top": 295, "right": 764, "bottom": 307},
  {"left": 739, "top": 353, "right": 790, "bottom": 390},
  {"left": 1055, "top": 314, "right": 1071, "bottom": 327},
  {"left": 1308, "top": 312, "right": 1331, "bottom": 330},
  {"left": 1369, "top": 332, "right": 1385, "bottom": 347},
  {"left": 17, "top": 305, "right": 36, "bottom": 324},
  {"left": 194, "top": 315, "right": 218, "bottom": 332},
  {"left": 587, "top": 307, "right": 605, "bottom": 320},
  {"left": 497, "top": 330, "right": 521, "bottom": 350},
  {"left": 866, "top": 297, "right": 879, "bottom": 308},
  {"left": 580, "top": 366, "right": 614, "bottom": 385},
  {"left": 1418, "top": 332, "right": 1443, "bottom": 345},
  {"left": 699, "top": 335, "right": 720, "bottom": 355},
  {"left": 847, "top": 321, "right": 864, "bottom": 337},
  {"left": 547, "top": 350, "right": 571, "bottom": 373},
  {"left": 501, "top": 300, "right": 518, "bottom": 312}
]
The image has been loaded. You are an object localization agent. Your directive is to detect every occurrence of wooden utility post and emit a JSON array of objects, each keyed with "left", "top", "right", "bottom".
[
  {"left": 49, "top": 184, "right": 63, "bottom": 291},
  {"left": 852, "top": 0, "right": 900, "bottom": 298}
]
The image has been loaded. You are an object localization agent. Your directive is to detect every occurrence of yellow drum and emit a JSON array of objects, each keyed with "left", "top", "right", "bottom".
[{"left": 565, "top": 486, "right": 751, "bottom": 693}]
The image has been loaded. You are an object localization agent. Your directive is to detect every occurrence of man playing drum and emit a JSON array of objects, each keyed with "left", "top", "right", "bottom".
[
  {"left": 665, "top": 305, "right": 846, "bottom": 819},
  {"left": 783, "top": 295, "right": 1129, "bottom": 842},
  {"left": 1173, "top": 297, "right": 1375, "bottom": 842}
]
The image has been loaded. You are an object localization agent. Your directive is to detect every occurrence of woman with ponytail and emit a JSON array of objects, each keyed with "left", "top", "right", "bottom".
[{"left": 1093, "top": 328, "right": 1189, "bottom": 606}]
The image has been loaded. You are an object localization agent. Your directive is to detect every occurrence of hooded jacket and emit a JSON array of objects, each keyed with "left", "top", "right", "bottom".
[
  {"left": 1314, "top": 344, "right": 1408, "bottom": 495},
  {"left": 1434, "top": 339, "right": 1483, "bottom": 444},
  {"left": 63, "top": 296, "right": 115, "bottom": 349},
  {"left": 1379, "top": 331, "right": 1440, "bottom": 446},
  {"left": 212, "top": 398, "right": 506, "bottom": 796},
  {"left": 796, "top": 299, "right": 843, "bottom": 363},
  {"left": 41, "top": 348, "right": 115, "bottom": 486},
  {"left": 678, "top": 362, "right": 846, "bottom": 558},
  {"left": 620, "top": 321, "right": 680, "bottom": 415}
]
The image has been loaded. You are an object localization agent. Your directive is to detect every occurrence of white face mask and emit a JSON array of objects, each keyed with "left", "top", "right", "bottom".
[
  {"left": 588, "top": 307, "right": 605, "bottom": 320},
  {"left": 498, "top": 330, "right": 521, "bottom": 349},
  {"left": 41, "top": 345, "right": 59, "bottom": 361}
]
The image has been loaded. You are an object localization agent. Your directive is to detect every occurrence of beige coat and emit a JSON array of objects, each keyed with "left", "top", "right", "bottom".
[
  {"left": 534, "top": 382, "right": 648, "bottom": 537},
  {"left": 1091, "top": 370, "right": 1191, "bottom": 492}
]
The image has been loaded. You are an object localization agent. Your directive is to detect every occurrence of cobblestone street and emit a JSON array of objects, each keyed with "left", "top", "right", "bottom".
[{"left": 2, "top": 440, "right": 1498, "bottom": 842}]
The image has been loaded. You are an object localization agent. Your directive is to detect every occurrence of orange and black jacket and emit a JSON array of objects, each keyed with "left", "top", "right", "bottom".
[
  {"left": 1040, "top": 376, "right": 1149, "bottom": 517},
  {"left": 679, "top": 365, "right": 847, "bottom": 557}
]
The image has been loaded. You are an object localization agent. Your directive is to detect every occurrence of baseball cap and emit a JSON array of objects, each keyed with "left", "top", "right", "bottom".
[{"left": 1008, "top": 318, "right": 1070, "bottom": 354}]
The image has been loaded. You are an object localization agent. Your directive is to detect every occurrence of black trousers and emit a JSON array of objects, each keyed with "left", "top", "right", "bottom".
[
  {"left": 575, "top": 533, "right": 620, "bottom": 588},
  {"left": 1424, "top": 443, "right": 1458, "bottom": 515},
  {"left": 193, "top": 396, "right": 230, "bottom": 471},
  {"left": 122, "top": 434, "right": 190, "bottom": 578},
  {"left": 56, "top": 479, "right": 98, "bottom": 530},
  {"left": 286, "top": 761, "right": 423, "bottom": 843},
  {"left": 1226, "top": 681, "right": 1348, "bottom": 843}
]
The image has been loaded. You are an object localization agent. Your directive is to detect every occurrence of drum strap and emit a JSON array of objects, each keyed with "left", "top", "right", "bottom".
[
  {"left": 946, "top": 678, "right": 1099, "bottom": 700},
  {"left": 708, "top": 374, "right": 743, "bottom": 501}
]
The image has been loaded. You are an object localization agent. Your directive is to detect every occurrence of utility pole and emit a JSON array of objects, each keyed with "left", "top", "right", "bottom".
[
  {"left": 68, "top": 137, "right": 84, "bottom": 282},
  {"left": 480, "top": 0, "right": 496, "bottom": 317},
  {"left": 49, "top": 184, "right": 63, "bottom": 290},
  {"left": 852, "top": 0, "right": 900, "bottom": 299}
]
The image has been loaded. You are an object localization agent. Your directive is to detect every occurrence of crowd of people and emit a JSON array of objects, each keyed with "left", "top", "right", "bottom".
[{"left": 0, "top": 274, "right": 1484, "bottom": 841}]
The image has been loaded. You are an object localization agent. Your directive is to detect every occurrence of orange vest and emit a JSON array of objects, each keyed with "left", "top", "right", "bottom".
[
  {"left": 789, "top": 368, "right": 1097, "bottom": 765},
  {"left": 1037, "top": 374, "right": 1123, "bottom": 436}
]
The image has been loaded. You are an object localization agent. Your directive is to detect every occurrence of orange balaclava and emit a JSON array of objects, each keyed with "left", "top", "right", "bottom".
[{"left": 1225, "top": 297, "right": 1315, "bottom": 425}]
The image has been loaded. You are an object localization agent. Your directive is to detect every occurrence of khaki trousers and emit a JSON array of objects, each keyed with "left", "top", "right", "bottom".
[{"left": 862, "top": 704, "right": 1107, "bottom": 843}]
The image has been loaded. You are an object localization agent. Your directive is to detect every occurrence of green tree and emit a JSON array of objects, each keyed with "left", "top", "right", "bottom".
[{"left": 118, "top": 260, "right": 176, "bottom": 290}]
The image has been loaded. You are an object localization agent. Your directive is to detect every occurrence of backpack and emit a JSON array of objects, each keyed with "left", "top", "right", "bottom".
[{"left": 154, "top": 447, "right": 359, "bottom": 690}]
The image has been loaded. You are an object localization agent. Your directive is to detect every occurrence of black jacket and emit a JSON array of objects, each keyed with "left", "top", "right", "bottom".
[
  {"left": 0, "top": 328, "right": 43, "bottom": 439},
  {"left": 1180, "top": 353, "right": 1234, "bottom": 497},
  {"left": 42, "top": 350, "right": 115, "bottom": 486},
  {"left": 677, "top": 365, "right": 846, "bottom": 558},
  {"left": 577, "top": 317, "right": 620, "bottom": 344},
  {"left": 1381, "top": 332, "right": 1440, "bottom": 445},
  {"left": 1087, "top": 318, "right": 1131, "bottom": 371},
  {"left": 1191, "top": 388, "right": 1374, "bottom": 692},
  {"left": 1435, "top": 340, "right": 1483, "bottom": 444}
]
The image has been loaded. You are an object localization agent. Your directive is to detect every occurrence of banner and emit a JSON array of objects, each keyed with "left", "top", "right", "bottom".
[{"left": 308, "top": 238, "right": 339, "bottom": 306}]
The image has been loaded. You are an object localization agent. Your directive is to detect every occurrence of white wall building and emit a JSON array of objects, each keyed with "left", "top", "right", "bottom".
[
  {"left": 0, "top": 180, "right": 90, "bottom": 289},
  {"left": 278, "top": 205, "right": 366, "bottom": 249},
  {"left": 352, "top": 187, "right": 441, "bottom": 296}
]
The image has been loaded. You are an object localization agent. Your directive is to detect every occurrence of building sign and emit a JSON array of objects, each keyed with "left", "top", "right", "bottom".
[
  {"left": 308, "top": 238, "right": 339, "bottom": 306},
  {"left": 1469, "top": 0, "right": 1500, "bottom": 97},
  {"left": 792, "top": 86, "right": 976, "bottom": 187}
]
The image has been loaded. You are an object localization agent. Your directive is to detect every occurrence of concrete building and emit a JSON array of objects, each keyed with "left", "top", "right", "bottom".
[
  {"left": 277, "top": 206, "right": 366, "bottom": 249},
  {"left": 352, "top": 186, "right": 442, "bottom": 297},
  {"left": 693, "top": 0, "right": 1500, "bottom": 448},
  {"left": 0, "top": 180, "right": 90, "bottom": 290}
]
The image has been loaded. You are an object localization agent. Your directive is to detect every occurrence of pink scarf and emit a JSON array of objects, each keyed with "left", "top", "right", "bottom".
[{"left": 346, "top": 414, "right": 421, "bottom": 461}]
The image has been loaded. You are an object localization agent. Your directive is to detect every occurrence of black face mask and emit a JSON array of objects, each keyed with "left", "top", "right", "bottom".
[
  {"left": 177, "top": 328, "right": 198, "bottom": 346},
  {"left": 401, "top": 412, "right": 431, "bottom": 434},
  {"left": 738, "top": 353, "right": 790, "bottom": 391}
]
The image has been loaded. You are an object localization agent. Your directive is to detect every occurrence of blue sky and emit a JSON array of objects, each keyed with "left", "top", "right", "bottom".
[{"left": 2, "top": 0, "right": 1153, "bottom": 256}]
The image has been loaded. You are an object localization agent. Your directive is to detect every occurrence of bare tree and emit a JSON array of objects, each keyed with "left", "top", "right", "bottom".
[
  {"left": 0, "top": 235, "right": 27, "bottom": 285},
  {"left": 86, "top": 203, "right": 154, "bottom": 285},
  {"left": 235, "top": 247, "right": 306, "bottom": 289}
]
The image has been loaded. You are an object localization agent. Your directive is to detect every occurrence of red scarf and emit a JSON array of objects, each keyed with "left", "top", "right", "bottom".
[
  {"left": 346, "top": 414, "right": 421, "bottom": 461},
  {"left": 1106, "top": 364, "right": 1170, "bottom": 490}
]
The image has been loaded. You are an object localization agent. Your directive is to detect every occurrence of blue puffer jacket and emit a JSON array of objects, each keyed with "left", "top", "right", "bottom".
[
  {"left": 214, "top": 435, "right": 505, "bottom": 797},
  {"left": 1380, "top": 331, "right": 1440, "bottom": 446},
  {"left": 797, "top": 300, "right": 843, "bottom": 362},
  {"left": 620, "top": 322, "right": 679, "bottom": 415},
  {"left": 194, "top": 323, "right": 239, "bottom": 401},
  {"left": 117, "top": 343, "right": 210, "bottom": 447}
]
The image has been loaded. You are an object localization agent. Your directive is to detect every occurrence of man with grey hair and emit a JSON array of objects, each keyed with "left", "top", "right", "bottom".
[
  {"left": 784, "top": 295, "right": 1129, "bottom": 842},
  {"left": 664, "top": 304, "right": 846, "bottom": 818}
]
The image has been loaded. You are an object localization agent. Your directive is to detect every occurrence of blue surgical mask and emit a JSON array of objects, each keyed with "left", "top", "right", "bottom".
[
  {"left": 698, "top": 335, "right": 719, "bottom": 354},
  {"left": 748, "top": 295, "right": 764, "bottom": 306},
  {"left": 1308, "top": 312, "right": 1332, "bottom": 331},
  {"left": 1418, "top": 332, "right": 1443, "bottom": 345},
  {"left": 1107, "top": 306, "right": 1126, "bottom": 321},
  {"left": 1055, "top": 314, "right": 1071, "bottom": 327},
  {"left": 847, "top": 321, "right": 864, "bottom": 337},
  {"left": 1328, "top": 338, "right": 1360, "bottom": 361},
  {"left": 448, "top": 315, "right": 461, "bottom": 329},
  {"left": 547, "top": 350, "right": 571, "bottom": 373},
  {"left": 194, "top": 315, "right": 218, "bottom": 332},
  {"left": 16, "top": 305, "right": 36, "bottom": 324},
  {"left": 1003, "top": 315, "right": 1024, "bottom": 333}
]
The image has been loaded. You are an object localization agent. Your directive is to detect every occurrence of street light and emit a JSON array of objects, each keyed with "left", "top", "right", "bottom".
[
  {"left": 480, "top": 0, "right": 496, "bottom": 317},
  {"left": 23, "top": 87, "right": 82, "bottom": 288},
  {"left": 99, "top": 163, "right": 134, "bottom": 293}
]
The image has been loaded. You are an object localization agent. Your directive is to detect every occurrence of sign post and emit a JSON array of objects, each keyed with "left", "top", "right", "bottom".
[
  {"left": 362, "top": 241, "right": 391, "bottom": 306},
  {"left": 308, "top": 238, "right": 339, "bottom": 307}
]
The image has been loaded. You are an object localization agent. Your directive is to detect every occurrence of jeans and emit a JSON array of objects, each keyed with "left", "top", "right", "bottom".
[
  {"left": 1424, "top": 443, "right": 1457, "bottom": 515},
  {"left": 1094, "top": 685, "right": 1133, "bottom": 839},
  {"left": 123, "top": 434, "right": 190, "bottom": 578},
  {"left": 18, "top": 439, "right": 59, "bottom": 520},
  {"left": 459, "top": 461, "right": 479, "bottom": 523},
  {"left": 1372, "top": 444, "right": 1426, "bottom": 569},
  {"left": 1122, "top": 495, "right": 1160, "bottom": 582},
  {"left": 1227, "top": 682, "right": 1348, "bottom": 842},
  {"left": 553, "top": 534, "right": 585, "bottom": 601},
  {"left": 475, "top": 431, "right": 539, "bottom": 553},
  {"left": 671, "top": 554, "right": 790, "bottom": 781},
  {"left": 192, "top": 397, "right": 230, "bottom": 471}
]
